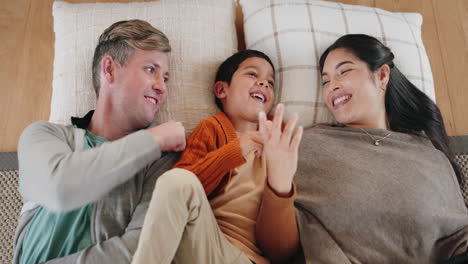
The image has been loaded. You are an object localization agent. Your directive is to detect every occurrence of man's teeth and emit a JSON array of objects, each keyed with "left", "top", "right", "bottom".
[
  {"left": 146, "top": 97, "right": 157, "bottom": 105},
  {"left": 251, "top": 93, "right": 265, "bottom": 103},
  {"left": 333, "top": 95, "right": 351, "bottom": 106}
]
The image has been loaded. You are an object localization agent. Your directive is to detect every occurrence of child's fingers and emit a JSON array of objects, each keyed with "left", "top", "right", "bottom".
[
  {"left": 250, "top": 131, "right": 264, "bottom": 144},
  {"left": 290, "top": 126, "right": 303, "bottom": 153},
  {"left": 282, "top": 113, "right": 298, "bottom": 144},
  {"left": 271, "top": 104, "right": 284, "bottom": 140},
  {"left": 258, "top": 111, "right": 268, "bottom": 140}
]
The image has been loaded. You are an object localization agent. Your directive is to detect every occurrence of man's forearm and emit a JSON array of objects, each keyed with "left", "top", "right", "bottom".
[{"left": 18, "top": 122, "right": 161, "bottom": 212}]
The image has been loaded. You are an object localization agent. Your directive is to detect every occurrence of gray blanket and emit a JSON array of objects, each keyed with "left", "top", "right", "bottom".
[{"left": 294, "top": 126, "right": 468, "bottom": 264}]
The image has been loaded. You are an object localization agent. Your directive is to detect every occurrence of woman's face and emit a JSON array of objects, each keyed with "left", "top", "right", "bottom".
[{"left": 321, "top": 48, "right": 388, "bottom": 128}]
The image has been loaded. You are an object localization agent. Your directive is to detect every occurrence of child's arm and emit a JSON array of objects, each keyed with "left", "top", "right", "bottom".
[
  {"left": 256, "top": 184, "right": 299, "bottom": 263},
  {"left": 174, "top": 118, "right": 246, "bottom": 197},
  {"left": 256, "top": 105, "right": 303, "bottom": 262}
]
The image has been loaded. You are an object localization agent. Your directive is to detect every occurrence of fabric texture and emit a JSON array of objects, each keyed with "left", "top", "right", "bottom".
[
  {"left": 0, "top": 170, "right": 21, "bottom": 264},
  {"left": 19, "top": 130, "right": 106, "bottom": 264},
  {"left": 50, "top": 0, "right": 237, "bottom": 132},
  {"left": 294, "top": 126, "right": 468, "bottom": 263},
  {"left": 174, "top": 112, "right": 298, "bottom": 263},
  {"left": 174, "top": 112, "right": 246, "bottom": 197},
  {"left": 13, "top": 112, "right": 180, "bottom": 264},
  {"left": 210, "top": 153, "right": 268, "bottom": 264},
  {"left": 132, "top": 168, "right": 252, "bottom": 264},
  {"left": 239, "top": 0, "right": 435, "bottom": 128}
]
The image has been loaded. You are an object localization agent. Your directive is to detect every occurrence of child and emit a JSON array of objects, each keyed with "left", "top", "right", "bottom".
[{"left": 132, "top": 50, "right": 303, "bottom": 264}]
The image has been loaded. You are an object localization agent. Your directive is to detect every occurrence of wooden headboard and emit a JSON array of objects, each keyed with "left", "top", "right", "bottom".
[{"left": 1, "top": 0, "right": 467, "bottom": 152}]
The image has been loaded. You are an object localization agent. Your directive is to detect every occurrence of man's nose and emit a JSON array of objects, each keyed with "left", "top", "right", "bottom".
[{"left": 153, "top": 75, "right": 167, "bottom": 95}]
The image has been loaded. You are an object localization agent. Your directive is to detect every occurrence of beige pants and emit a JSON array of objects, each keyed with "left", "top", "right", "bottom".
[{"left": 132, "top": 168, "right": 252, "bottom": 264}]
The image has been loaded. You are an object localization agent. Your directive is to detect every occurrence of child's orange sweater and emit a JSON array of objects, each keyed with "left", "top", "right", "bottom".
[
  {"left": 174, "top": 112, "right": 246, "bottom": 198},
  {"left": 173, "top": 112, "right": 300, "bottom": 262}
]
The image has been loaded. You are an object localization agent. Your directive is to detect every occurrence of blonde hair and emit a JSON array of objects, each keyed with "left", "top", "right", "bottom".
[{"left": 92, "top": 19, "right": 171, "bottom": 96}]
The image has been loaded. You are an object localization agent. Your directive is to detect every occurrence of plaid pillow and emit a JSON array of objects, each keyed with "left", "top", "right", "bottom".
[{"left": 240, "top": 0, "right": 435, "bottom": 127}]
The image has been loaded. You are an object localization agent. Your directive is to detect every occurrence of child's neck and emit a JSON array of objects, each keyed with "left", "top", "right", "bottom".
[{"left": 227, "top": 114, "right": 258, "bottom": 133}]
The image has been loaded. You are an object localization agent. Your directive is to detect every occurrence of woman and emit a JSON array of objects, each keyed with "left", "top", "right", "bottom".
[{"left": 258, "top": 34, "right": 468, "bottom": 264}]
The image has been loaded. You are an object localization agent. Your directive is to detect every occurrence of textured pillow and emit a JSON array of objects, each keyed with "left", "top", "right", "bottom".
[
  {"left": 50, "top": 0, "right": 237, "bottom": 131},
  {"left": 240, "top": 0, "right": 435, "bottom": 127}
]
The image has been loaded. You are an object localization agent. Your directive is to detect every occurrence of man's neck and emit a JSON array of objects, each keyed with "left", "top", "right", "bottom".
[{"left": 87, "top": 106, "right": 132, "bottom": 141}]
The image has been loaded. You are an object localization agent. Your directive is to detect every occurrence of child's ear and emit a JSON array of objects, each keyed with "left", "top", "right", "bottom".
[{"left": 214, "top": 81, "right": 228, "bottom": 99}]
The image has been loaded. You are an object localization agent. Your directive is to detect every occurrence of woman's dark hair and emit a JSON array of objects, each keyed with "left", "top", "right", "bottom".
[
  {"left": 319, "top": 34, "right": 461, "bottom": 182},
  {"left": 214, "top": 49, "right": 275, "bottom": 111}
]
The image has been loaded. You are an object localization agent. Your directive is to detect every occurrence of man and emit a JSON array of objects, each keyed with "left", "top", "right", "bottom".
[{"left": 13, "top": 19, "right": 186, "bottom": 264}]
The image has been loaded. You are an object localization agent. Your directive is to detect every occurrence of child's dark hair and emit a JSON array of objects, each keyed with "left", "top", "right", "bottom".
[
  {"left": 214, "top": 49, "right": 275, "bottom": 111},
  {"left": 319, "top": 34, "right": 461, "bottom": 182}
]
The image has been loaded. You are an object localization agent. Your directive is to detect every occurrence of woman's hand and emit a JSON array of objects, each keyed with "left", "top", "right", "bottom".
[{"left": 259, "top": 104, "right": 303, "bottom": 196}]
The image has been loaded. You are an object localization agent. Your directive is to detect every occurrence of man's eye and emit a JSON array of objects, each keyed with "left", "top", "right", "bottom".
[
  {"left": 146, "top": 67, "right": 155, "bottom": 74},
  {"left": 322, "top": 80, "right": 329, "bottom": 87}
]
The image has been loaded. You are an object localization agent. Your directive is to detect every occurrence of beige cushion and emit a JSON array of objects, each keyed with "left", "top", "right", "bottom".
[
  {"left": 240, "top": 0, "right": 435, "bottom": 127},
  {"left": 50, "top": 0, "right": 238, "bottom": 132}
]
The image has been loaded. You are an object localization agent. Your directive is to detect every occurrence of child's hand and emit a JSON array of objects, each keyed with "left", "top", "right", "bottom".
[
  {"left": 259, "top": 104, "right": 303, "bottom": 196},
  {"left": 147, "top": 120, "right": 186, "bottom": 152},
  {"left": 239, "top": 131, "right": 264, "bottom": 158}
]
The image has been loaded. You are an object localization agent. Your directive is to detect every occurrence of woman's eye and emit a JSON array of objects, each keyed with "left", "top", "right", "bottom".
[{"left": 340, "top": 69, "right": 351, "bottom": 75}]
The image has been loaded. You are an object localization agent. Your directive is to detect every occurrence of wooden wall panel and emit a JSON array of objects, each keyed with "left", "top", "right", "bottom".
[
  {"left": 1, "top": 0, "right": 467, "bottom": 152},
  {"left": 432, "top": 0, "right": 468, "bottom": 135}
]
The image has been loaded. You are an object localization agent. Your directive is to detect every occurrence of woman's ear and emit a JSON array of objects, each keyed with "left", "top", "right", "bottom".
[
  {"left": 214, "top": 81, "right": 228, "bottom": 99},
  {"left": 376, "top": 64, "right": 391, "bottom": 91}
]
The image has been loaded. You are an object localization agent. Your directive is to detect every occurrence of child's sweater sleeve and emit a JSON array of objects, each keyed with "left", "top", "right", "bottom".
[
  {"left": 256, "top": 183, "right": 300, "bottom": 263},
  {"left": 174, "top": 118, "right": 246, "bottom": 197}
]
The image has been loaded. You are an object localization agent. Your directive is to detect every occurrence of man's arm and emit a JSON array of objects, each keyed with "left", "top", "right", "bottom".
[
  {"left": 18, "top": 121, "right": 161, "bottom": 212},
  {"left": 40, "top": 152, "right": 179, "bottom": 264}
]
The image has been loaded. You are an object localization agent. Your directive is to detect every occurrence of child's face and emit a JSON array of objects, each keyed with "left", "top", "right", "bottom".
[{"left": 217, "top": 57, "right": 275, "bottom": 123}]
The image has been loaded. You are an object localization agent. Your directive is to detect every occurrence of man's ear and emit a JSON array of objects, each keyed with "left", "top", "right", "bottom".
[
  {"left": 214, "top": 81, "right": 228, "bottom": 99},
  {"left": 101, "top": 55, "right": 117, "bottom": 84},
  {"left": 375, "top": 64, "right": 390, "bottom": 91}
]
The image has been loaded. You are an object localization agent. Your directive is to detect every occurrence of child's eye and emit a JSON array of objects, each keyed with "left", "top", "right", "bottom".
[
  {"left": 247, "top": 72, "right": 257, "bottom": 77},
  {"left": 146, "top": 67, "right": 155, "bottom": 74}
]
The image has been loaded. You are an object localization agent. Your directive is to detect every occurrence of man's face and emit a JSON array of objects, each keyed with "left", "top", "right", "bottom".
[{"left": 112, "top": 49, "right": 169, "bottom": 129}]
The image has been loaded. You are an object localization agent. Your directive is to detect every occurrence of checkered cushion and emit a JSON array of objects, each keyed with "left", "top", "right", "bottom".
[
  {"left": 0, "top": 170, "right": 21, "bottom": 264},
  {"left": 240, "top": 0, "right": 434, "bottom": 127}
]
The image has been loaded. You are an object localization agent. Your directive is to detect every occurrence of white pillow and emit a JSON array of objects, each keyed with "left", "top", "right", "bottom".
[
  {"left": 51, "top": 0, "right": 237, "bottom": 131},
  {"left": 240, "top": 0, "right": 435, "bottom": 127}
]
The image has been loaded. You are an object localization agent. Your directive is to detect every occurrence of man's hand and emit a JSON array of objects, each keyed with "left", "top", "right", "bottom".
[
  {"left": 239, "top": 131, "right": 264, "bottom": 158},
  {"left": 259, "top": 104, "right": 303, "bottom": 196},
  {"left": 147, "top": 120, "right": 186, "bottom": 152}
]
